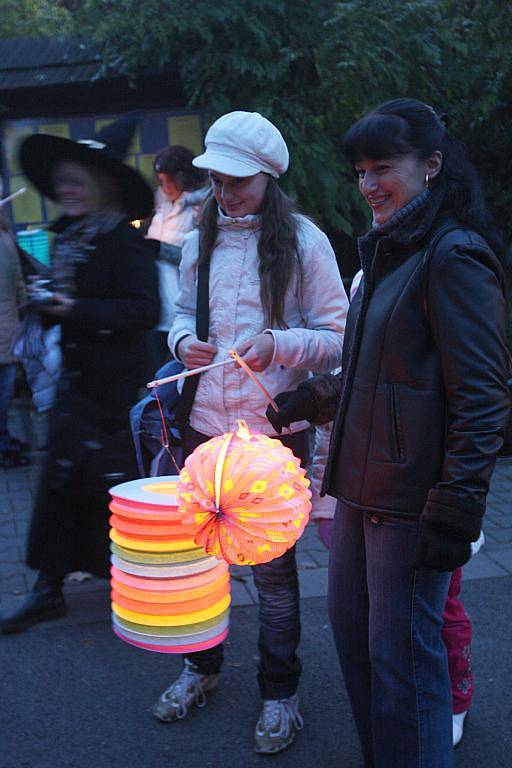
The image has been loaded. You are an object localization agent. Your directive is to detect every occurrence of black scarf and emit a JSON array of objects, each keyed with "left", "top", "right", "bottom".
[
  {"left": 51, "top": 211, "right": 125, "bottom": 295},
  {"left": 357, "top": 185, "right": 447, "bottom": 271}
]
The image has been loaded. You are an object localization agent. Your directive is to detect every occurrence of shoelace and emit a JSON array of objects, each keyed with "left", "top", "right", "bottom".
[
  {"left": 162, "top": 661, "right": 207, "bottom": 719},
  {"left": 261, "top": 697, "right": 304, "bottom": 737}
]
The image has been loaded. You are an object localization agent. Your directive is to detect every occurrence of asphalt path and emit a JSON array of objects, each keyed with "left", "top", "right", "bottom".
[{"left": 1, "top": 577, "right": 510, "bottom": 768}]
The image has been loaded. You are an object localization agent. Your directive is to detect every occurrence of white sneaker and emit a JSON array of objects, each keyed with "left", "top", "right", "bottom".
[
  {"left": 453, "top": 711, "right": 468, "bottom": 747},
  {"left": 254, "top": 693, "right": 304, "bottom": 754},
  {"left": 471, "top": 531, "right": 485, "bottom": 557},
  {"left": 153, "top": 660, "right": 219, "bottom": 722}
]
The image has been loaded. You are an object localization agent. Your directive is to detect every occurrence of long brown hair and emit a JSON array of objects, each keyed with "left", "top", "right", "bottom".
[{"left": 199, "top": 177, "right": 303, "bottom": 328}]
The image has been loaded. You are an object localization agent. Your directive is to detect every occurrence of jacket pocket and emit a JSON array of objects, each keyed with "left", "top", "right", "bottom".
[
  {"left": 388, "top": 383, "right": 405, "bottom": 463},
  {"left": 368, "top": 382, "right": 406, "bottom": 464}
]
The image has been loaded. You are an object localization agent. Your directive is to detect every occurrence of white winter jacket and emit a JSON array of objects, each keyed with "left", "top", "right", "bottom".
[
  {"left": 169, "top": 209, "right": 348, "bottom": 437},
  {"left": 147, "top": 189, "right": 205, "bottom": 331}
]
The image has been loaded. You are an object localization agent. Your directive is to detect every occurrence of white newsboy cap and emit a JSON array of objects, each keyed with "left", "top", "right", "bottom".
[{"left": 192, "top": 111, "right": 289, "bottom": 178}]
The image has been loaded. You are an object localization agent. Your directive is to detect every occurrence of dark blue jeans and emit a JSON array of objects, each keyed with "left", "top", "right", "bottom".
[
  {"left": 182, "top": 426, "right": 309, "bottom": 700},
  {"left": 328, "top": 502, "right": 452, "bottom": 768}
]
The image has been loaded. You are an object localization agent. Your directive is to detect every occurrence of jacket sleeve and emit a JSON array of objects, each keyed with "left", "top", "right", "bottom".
[
  {"left": 298, "top": 372, "right": 343, "bottom": 425},
  {"left": 167, "top": 230, "right": 199, "bottom": 359},
  {"left": 420, "top": 235, "right": 511, "bottom": 541},
  {"left": 308, "top": 423, "right": 337, "bottom": 520},
  {"left": 70, "top": 224, "right": 160, "bottom": 330},
  {"left": 265, "top": 221, "right": 348, "bottom": 373}
]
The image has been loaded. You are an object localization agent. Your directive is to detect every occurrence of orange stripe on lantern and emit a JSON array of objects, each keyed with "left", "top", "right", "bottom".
[
  {"left": 109, "top": 514, "right": 193, "bottom": 538},
  {"left": 109, "top": 529, "right": 198, "bottom": 552},
  {"left": 111, "top": 583, "right": 229, "bottom": 615}
]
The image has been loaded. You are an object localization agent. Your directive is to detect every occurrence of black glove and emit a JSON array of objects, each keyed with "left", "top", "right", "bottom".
[
  {"left": 265, "top": 387, "right": 319, "bottom": 434},
  {"left": 413, "top": 523, "right": 472, "bottom": 572}
]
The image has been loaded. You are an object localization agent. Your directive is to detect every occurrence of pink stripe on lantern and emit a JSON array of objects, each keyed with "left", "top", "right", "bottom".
[
  {"left": 110, "top": 561, "right": 228, "bottom": 591},
  {"left": 113, "top": 625, "right": 229, "bottom": 654}
]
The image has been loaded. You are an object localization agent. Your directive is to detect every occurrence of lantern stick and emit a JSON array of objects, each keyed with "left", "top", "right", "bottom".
[
  {"left": 0, "top": 187, "right": 26, "bottom": 207},
  {"left": 228, "top": 349, "right": 280, "bottom": 413},
  {"left": 146, "top": 357, "right": 237, "bottom": 388}
]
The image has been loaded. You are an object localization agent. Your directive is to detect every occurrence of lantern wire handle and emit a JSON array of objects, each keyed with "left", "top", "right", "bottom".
[
  {"left": 153, "top": 384, "right": 181, "bottom": 474},
  {"left": 228, "top": 349, "right": 279, "bottom": 413},
  {"left": 214, "top": 431, "right": 234, "bottom": 513},
  {"left": 235, "top": 420, "right": 251, "bottom": 441}
]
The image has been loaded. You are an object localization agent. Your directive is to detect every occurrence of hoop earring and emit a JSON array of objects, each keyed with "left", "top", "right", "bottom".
[{"left": 425, "top": 173, "right": 430, "bottom": 188}]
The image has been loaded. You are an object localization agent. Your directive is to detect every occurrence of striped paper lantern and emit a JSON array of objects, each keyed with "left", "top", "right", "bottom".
[{"left": 109, "top": 476, "right": 230, "bottom": 653}]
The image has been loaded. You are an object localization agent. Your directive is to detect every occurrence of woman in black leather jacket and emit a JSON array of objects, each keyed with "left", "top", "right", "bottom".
[{"left": 267, "top": 98, "right": 510, "bottom": 768}]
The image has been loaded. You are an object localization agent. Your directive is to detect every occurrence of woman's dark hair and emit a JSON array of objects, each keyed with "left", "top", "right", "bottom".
[
  {"left": 153, "top": 145, "right": 207, "bottom": 191},
  {"left": 199, "top": 177, "right": 303, "bottom": 328},
  {"left": 344, "top": 98, "right": 505, "bottom": 257}
]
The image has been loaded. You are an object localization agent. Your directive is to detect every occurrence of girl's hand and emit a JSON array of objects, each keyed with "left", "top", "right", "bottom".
[
  {"left": 178, "top": 335, "right": 217, "bottom": 368},
  {"left": 42, "top": 292, "right": 75, "bottom": 317},
  {"left": 237, "top": 333, "right": 275, "bottom": 372}
]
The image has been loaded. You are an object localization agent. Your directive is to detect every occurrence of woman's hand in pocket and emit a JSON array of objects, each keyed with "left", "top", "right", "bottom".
[{"left": 237, "top": 333, "right": 275, "bottom": 372}]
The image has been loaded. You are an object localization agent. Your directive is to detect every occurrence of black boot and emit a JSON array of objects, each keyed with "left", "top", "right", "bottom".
[{"left": 0, "top": 572, "right": 66, "bottom": 634}]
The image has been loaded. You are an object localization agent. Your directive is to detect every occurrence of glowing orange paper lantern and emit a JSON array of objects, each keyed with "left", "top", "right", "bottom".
[{"left": 177, "top": 422, "right": 311, "bottom": 566}]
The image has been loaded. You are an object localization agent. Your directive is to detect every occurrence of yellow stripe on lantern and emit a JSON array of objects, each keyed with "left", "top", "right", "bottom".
[
  {"left": 110, "top": 529, "right": 199, "bottom": 552},
  {"left": 111, "top": 593, "right": 231, "bottom": 626},
  {"left": 141, "top": 480, "right": 178, "bottom": 496},
  {"left": 265, "top": 530, "right": 288, "bottom": 543}
]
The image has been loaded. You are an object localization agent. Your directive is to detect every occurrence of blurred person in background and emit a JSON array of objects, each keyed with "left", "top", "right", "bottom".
[
  {"left": 146, "top": 145, "right": 207, "bottom": 367},
  {"left": 0, "top": 117, "right": 159, "bottom": 634},
  {"left": 0, "top": 178, "right": 28, "bottom": 469}
]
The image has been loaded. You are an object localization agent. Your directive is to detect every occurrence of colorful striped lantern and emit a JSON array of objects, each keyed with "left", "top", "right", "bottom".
[
  {"left": 109, "top": 476, "right": 230, "bottom": 653},
  {"left": 177, "top": 421, "right": 312, "bottom": 566}
]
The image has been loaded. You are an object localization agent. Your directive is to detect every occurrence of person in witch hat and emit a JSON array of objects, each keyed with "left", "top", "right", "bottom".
[{"left": 0, "top": 116, "right": 160, "bottom": 633}]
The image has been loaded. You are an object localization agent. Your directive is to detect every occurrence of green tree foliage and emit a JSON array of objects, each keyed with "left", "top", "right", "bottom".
[
  {"left": 75, "top": 0, "right": 511, "bottom": 244},
  {"left": 0, "top": 0, "right": 73, "bottom": 38}
]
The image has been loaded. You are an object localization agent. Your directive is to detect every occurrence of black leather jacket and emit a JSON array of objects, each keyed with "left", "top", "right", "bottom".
[{"left": 304, "top": 207, "right": 510, "bottom": 542}]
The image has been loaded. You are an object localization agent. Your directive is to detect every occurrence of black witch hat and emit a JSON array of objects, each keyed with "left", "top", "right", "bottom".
[{"left": 19, "top": 116, "right": 153, "bottom": 220}]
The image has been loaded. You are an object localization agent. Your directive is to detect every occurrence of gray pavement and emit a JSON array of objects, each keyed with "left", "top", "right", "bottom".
[
  {"left": 1, "top": 395, "right": 512, "bottom": 767},
  {"left": 1, "top": 577, "right": 511, "bottom": 768}
]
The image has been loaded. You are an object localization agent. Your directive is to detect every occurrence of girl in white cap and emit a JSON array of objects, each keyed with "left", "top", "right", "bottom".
[{"left": 155, "top": 111, "right": 348, "bottom": 754}]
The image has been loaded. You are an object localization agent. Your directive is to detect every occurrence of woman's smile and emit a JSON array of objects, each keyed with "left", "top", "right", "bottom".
[
  {"left": 209, "top": 170, "right": 269, "bottom": 217},
  {"left": 356, "top": 155, "right": 429, "bottom": 226}
]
